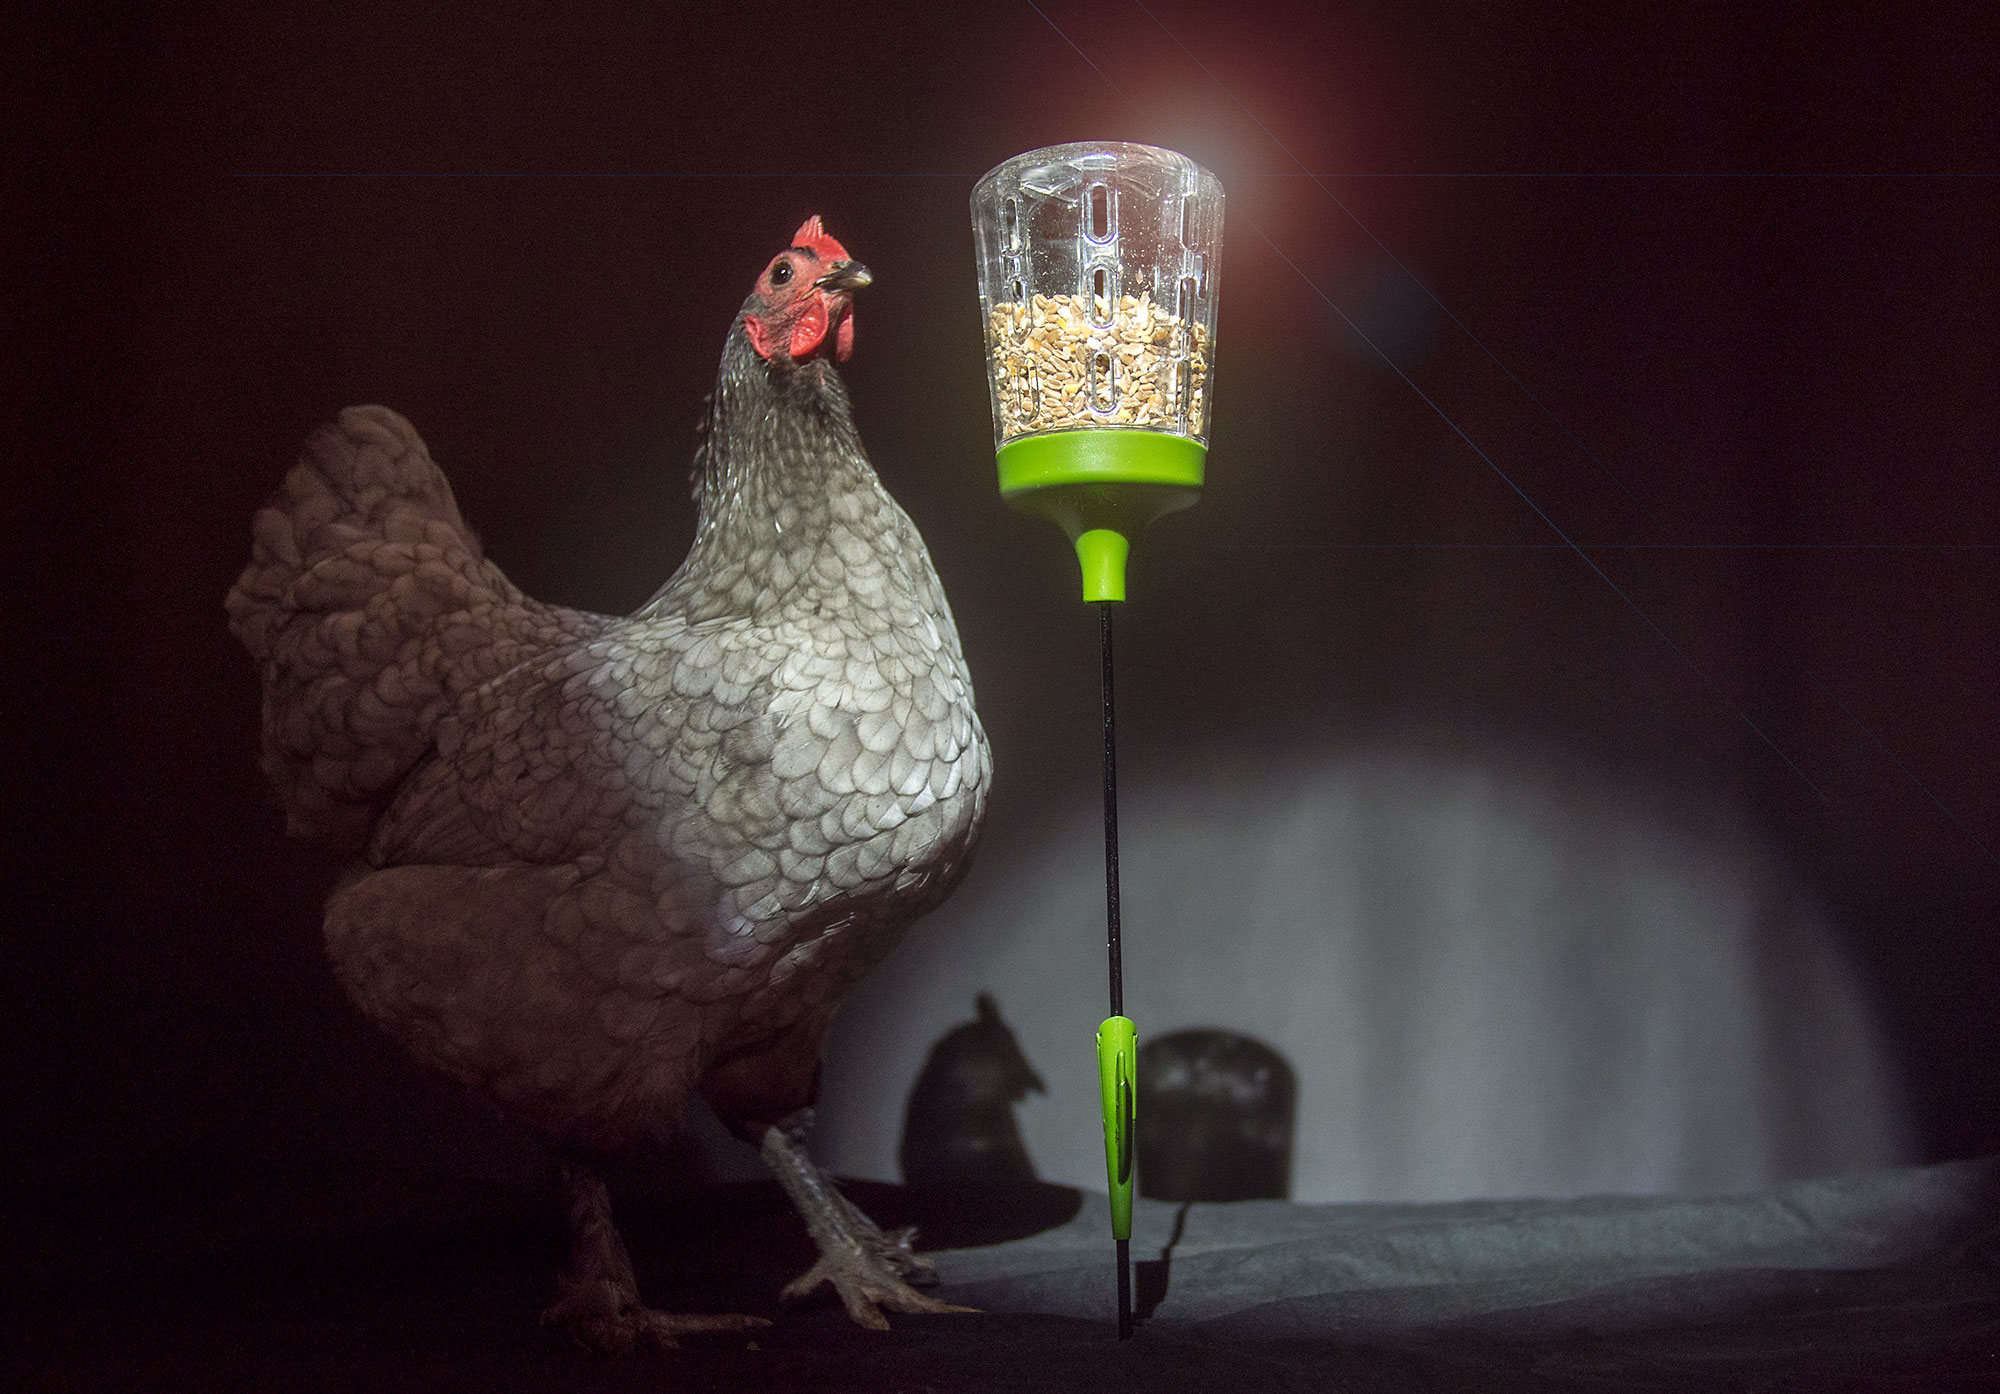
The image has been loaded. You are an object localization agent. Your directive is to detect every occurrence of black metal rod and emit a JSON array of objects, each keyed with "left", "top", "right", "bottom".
[
  {"left": 1116, "top": 1236, "right": 1132, "bottom": 1339},
  {"left": 1099, "top": 601, "right": 1123, "bottom": 1019},
  {"left": 1101, "top": 601, "right": 1131, "bottom": 1341}
]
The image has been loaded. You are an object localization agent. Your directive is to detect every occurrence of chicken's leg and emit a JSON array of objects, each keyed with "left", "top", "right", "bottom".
[
  {"left": 542, "top": 1161, "right": 769, "bottom": 1353},
  {"left": 761, "top": 1109, "right": 976, "bottom": 1330}
]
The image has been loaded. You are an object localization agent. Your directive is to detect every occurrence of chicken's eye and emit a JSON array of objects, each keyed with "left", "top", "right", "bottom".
[{"left": 770, "top": 261, "right": 793, "bottom": 286}]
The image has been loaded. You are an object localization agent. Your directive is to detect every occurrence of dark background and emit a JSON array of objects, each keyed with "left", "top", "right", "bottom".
[{"left": 9, "top": 0, "right": 1999, "bottom": 1222}]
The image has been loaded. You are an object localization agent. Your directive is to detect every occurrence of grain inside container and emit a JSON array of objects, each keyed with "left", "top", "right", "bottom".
[{"left": 971, "top": 142, "right": 1223, "bottom": 451}]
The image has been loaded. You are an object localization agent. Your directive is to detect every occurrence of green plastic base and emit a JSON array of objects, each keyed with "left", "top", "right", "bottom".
[
  {"left": 997, "top": 429, "right": 1206, "bottom": 494},
  {"left": 997, "top": 431, "right": 1206, "bottom": 602}
]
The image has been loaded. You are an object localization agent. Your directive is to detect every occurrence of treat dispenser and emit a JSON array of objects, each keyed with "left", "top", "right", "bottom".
[{"left": 971, "top": 142, "right": 1225, "bottom": 1339}]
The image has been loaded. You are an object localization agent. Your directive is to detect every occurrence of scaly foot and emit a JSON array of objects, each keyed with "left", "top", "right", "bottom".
[
  {"left": 547, "top": 1159, "right": 768, "bottom": 1354},
  {"left": 543, "top": 1277, "right": 767, "bottom": 1354},
  {"left": 762, "top": 1110, "right": 976, "bottom": 1330}
]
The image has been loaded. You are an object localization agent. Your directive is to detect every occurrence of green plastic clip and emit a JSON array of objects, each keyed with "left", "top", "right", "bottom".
[{"left": 1096, "top": 1014, "right": 1137, "bottom": 1240}]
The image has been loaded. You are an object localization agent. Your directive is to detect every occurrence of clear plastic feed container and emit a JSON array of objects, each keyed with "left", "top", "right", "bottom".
[{"left": 971, "top": 142, "right": 1224, "bottom": 601}]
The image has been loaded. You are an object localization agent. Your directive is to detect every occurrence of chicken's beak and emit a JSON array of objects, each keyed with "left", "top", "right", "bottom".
[{"left": 815, "top": 260, "right": 873, "bottom": 294}]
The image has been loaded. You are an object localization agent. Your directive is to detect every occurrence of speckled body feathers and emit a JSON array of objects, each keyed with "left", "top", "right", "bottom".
[{"left": 228, "top": 326, "right": 990, "bottom": 1157}]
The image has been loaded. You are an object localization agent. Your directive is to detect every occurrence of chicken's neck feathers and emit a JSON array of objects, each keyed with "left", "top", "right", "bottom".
[{"left": 641, "top": 329, "right": 931, "bottom": 629}]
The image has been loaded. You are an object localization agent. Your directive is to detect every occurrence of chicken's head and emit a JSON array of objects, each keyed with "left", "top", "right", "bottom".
[{"left": 743, "top": 216, "right": 871, "bottom": 365}]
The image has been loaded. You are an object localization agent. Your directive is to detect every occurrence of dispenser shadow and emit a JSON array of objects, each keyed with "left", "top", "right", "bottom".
[
  {"left": 1137, "top": 1030, "right": 1297, "bottom": 1204},
  {"left": 1132, "top": 1030, "right": 1298, "bottom": 1321},
  {"left": 896, "top": 993, "right": 1080, "bottom": 1247}
]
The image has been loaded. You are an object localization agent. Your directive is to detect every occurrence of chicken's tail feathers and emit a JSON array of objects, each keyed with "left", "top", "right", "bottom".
[{"left": 226, "top": 405, "right": 531, "bottom": 849}]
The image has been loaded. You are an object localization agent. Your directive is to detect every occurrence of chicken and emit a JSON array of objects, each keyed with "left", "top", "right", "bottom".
[{"left": 225, "top": 216, "right": 991, "bottom": 1351}]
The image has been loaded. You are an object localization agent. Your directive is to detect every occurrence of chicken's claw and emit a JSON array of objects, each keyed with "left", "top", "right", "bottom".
[
  {"left": 542, "top": 1281, "right": 769, "bottom": 1354},
  {"left": 779, "top": 1244, "right": 977, "bottom": 1331}
]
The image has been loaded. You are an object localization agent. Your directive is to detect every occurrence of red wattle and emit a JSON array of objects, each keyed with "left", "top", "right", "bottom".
[{"left": 789, "top": 297, "right": 830, "bottom": 358}]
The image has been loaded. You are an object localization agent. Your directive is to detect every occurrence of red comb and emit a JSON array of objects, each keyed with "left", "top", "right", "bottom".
[{"left": 792, "top": 215, "right": 851, "bottom": 265}]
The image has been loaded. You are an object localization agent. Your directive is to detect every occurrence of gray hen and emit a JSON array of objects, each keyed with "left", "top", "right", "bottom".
[{"left": 226, "top": 216, "right": 990, "bottom": 1350}]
